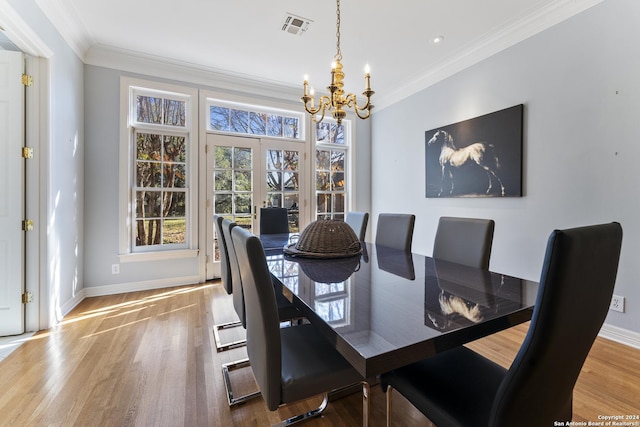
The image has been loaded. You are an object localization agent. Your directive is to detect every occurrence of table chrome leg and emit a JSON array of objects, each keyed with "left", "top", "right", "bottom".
[
  {"left": 362, "top": 381, "right": 370, "bottom": 427},
  {"left": 386, "top": 385, "right": 393, "bottom": 427}
]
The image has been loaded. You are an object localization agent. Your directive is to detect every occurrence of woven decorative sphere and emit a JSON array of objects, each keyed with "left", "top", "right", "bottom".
[{"left": 284, "top": 219, "right": 362, "bottom": 258}]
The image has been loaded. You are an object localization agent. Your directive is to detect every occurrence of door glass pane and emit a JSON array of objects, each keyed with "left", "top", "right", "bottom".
[
  {"left": 212, "top": 143, "right": 255, "bottom": 262},
  {"left": 234, "top": 171, "right": 252, "bottom": 192},
  {"left": 267, "top": 150, "right": 282, "bottom": 170},
  {"left": 235, "top": 147, "right": 252, "bottom": 169},
  {"left": 284, "top": 151, "right": 299, "bottom": 170},
  {"left": 265, "top": 148, "right": 301, "bottom": 232},
  {"left": 267, "top": 171, "right": 282, "bottom": 191},
  {"left": 215, "top": 194, "right": 232, "bottom": 214},
  {"left": 283, "top": 172, "right": 298, "bottom": 191},
  {"left": 214, "top": 170, "right": 232, "bottom": 191},
  {"left": 215, "top": 146, "right": 232, "bottom": 168},
  {"left": 234, "top": 194, "right": 252, "bottom": 214}
]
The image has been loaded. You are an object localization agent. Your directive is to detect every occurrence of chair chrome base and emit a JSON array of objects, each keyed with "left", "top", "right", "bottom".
[
  {"left": 272, "top": 381, "right": 370, "bottom": 427},
  {"left": 272, "top": 393, "right": 330, "bottom": 427},
  {"left": 222, "top": 357, "right": 261, "bottom": 406},
  {"left": 213, "top": 320, "right": 246, "bottom": 352}
]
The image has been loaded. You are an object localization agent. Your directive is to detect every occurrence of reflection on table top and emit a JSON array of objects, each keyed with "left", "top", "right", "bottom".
[{"left": 261, "top": 234, "right": 538, "bottom": 378}]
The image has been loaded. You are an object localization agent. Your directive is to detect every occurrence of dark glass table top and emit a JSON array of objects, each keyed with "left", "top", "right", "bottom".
[{"left": 261, "top": 234, "right": 538, "bottom": 378}]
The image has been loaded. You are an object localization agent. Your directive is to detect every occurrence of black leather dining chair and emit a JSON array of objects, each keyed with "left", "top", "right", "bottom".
[
  {"left": 345, "top": 211, "right": 369, "bottom": 241},
  {"left": 375, "top": 213, "right": 416, "bottom": 252},
  {"left": 380, "top": 222, "right": 623, "bottom": 427},
  {"left": 221, "top": 219, "right": 302, "bottom": 406},
  {"left": 260, "top": 207, "right": 290, "bottom": 234},
  {"left": 231, "top": 226, "right": 363, "bottom": 426},
  {"left": 212, "top": 215, "right": 245, "bottom": 353},
  {"left": 432, "top": 216, "right": 495, "bottom": 269}
]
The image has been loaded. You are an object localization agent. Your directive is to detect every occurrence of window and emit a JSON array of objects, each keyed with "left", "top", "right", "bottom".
[
  {"left": 208, "top": 99, "right": 303, "bottom": 140},
  {"left": 315, "top": 120, "right": 349, "bottom": 221},
  {"left": 120, "top": 78, "right": 198, "bottom": 256}
]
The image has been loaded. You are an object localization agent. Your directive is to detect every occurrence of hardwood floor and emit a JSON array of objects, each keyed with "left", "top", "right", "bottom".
[{"left": 0, "top": 282, "right": 638, "bottom": 426}]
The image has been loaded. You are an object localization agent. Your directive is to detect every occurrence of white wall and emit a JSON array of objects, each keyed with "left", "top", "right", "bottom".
[{"left": 371, "top": 0, "right": 640, "bottom": 335}]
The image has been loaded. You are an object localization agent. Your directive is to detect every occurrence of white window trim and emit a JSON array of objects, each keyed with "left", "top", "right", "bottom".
[
  {"left": 312, "top": 117, "right": 354, "bottom": 220},
  {"left": 206, "top": 98, "right": 305, "bottom": 141},
  {"left": 119, "top": 77, "right": 199, "bottom": 262}
]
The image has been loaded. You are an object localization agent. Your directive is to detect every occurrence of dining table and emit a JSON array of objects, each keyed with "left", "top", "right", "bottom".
[{"left": 260, "top": 233, "right": 539, "bottom": 426}]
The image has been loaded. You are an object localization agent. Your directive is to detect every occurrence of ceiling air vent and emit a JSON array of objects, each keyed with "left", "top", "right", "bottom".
[{"left": 281, "top": 13, "right": 312, "bottom": 36}]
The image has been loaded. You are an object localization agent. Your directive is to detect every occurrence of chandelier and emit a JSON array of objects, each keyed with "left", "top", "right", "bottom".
[{"left": 301, "top": 0, "right": 374, "bottom": 125}]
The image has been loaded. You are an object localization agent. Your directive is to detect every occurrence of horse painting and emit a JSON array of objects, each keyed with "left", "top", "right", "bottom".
[{"left": 427, "top": 130, "right": 505, "bottom": 197}]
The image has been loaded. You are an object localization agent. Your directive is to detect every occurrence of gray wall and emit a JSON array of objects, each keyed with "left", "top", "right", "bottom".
[
  {"left": 83, "top": 66, "right": 201, "bottom": 290},
  {"left": 83, "top": 65, "right": 373, "bottom": 289},
  {"left": 371, "top": 0, "right": 640, "bottom": 334}
]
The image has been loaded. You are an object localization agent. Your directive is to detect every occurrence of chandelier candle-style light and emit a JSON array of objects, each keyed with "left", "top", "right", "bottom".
[{"left": 301, "top": 0, "right": 374, "bottom": 125}]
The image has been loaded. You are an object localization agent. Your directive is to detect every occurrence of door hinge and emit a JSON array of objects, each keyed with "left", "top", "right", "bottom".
[
  {"left": 22, "top": 292, "right": 33, "bottom": 304},
  {"left": 22, "top": 74, "right": 33, "bottom": 87},
  {"left": 22, "top": 147, "right": 34, "bottom": 159},
  {"left": 22, "top": 219, "right": 34, "bottom": 231}
]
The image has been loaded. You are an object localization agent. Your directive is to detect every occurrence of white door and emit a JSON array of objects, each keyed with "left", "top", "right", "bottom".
[
  {"left": 0, "top": 51, "right": 25, "bottom": 336},
  {"left": 205, "top": 133, "right": 306, "bottom": 279},
  {"left": 206, "top": 134, "right": 258, "bottom": 279}
]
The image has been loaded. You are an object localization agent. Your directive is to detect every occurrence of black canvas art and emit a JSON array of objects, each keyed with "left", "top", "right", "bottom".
[{"left": 425, "top": 104, "right": 523, "bottom": 198}]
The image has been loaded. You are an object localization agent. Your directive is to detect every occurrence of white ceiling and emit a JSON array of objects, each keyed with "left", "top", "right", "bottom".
[{"left": 37, "top": 0, "right": 603, "bottom": 109}]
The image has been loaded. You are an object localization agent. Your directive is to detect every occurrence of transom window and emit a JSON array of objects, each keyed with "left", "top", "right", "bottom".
[{"left": 208, "top": 99, "right": 304, "bottom": 140}]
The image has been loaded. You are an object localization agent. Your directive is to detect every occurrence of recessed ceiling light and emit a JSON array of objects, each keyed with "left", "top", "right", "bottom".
[{"left": 432, "top": 36, "right": 445, "bottom": 44}]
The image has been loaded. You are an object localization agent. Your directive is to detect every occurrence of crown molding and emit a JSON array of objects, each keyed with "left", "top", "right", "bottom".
[
  {"left": 0, "top": 0, "right": 52, "bottom": 57},
  {"left": 36, "top": 0, "right": 606, "bottom": 111},
  {"left": 85, "top": 44, "right": 303, "bottom": 103},
  {"left": 374, "top": 0, "right": 606, "bottom": 111},
  {"left": 35, "top": 0, "right": 93, "bottom": 60}
]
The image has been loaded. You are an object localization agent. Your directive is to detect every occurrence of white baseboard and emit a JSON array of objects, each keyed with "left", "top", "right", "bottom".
[
  {"left": 83, "top": 275, "right": 202, "bottom": 298},
  {"left": 59, "top": 288, "right": 86, "bottom": 319},
  {"left": 599, "top": 323, "right": 640, "bottom": 349}
]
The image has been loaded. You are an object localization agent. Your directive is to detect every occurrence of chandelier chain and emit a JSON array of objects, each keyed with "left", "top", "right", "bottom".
[
  {"left": 335, "top": 0, "right": 342, "bottom": 60},
  {"left": 301, "top": 0, "right": 373, "bottom": 125}
]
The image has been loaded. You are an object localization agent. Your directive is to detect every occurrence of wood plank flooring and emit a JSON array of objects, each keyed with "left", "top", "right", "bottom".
[{"left": 0, "top": 282, "right": 638, "bottom": 426}]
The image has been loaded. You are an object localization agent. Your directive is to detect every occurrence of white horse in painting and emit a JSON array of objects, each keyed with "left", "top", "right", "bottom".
[{"left": 427, "top": 130, "right": 505, "bottom": 197}]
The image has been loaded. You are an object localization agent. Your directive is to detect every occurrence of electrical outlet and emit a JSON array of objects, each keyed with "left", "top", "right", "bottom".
[
  {"left": 112, "top": 264, "right": 120, "bottom": 274},
  {"left": 610, "top": 295, "right": 625, "bottom": 313}
]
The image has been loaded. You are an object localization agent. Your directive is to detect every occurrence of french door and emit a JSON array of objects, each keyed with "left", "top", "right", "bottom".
[{"left": 205, "top": 133, "right": 306, "bottom": 279}]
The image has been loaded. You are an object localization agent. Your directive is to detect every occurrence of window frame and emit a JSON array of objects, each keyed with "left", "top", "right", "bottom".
[
  {"left": 314, "top": 118, "right": 352, "bottom": 221},
  {"left": 119, "top": 77, "right": 199, "bottom": 261},
  {"left": 206, "top": 98, "right": 305, "bottom": 141}
]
